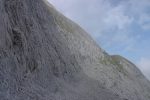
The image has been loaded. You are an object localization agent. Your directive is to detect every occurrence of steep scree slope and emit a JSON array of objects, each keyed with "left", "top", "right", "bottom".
[{"left": 0, "top": 0, "right": 150, "bottom": 100}]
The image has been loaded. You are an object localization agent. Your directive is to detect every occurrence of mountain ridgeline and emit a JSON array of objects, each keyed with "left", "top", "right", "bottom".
[{"left": 0, "top": 0, "right": 150, "bottom": 100}]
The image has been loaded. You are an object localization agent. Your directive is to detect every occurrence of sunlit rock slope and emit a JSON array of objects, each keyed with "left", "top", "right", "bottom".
[{"left": 0, "top": 0, "right": 150, "bottom": 100}]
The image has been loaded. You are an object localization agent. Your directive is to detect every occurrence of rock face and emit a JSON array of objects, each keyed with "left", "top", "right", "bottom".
[{"left": 0, "top": 0, "right": 150, "bottom": 100}]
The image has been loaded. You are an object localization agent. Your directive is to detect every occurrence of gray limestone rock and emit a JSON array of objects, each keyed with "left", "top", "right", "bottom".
[{"left": 0, "top": 0, "right": 150, "bottom": 100}]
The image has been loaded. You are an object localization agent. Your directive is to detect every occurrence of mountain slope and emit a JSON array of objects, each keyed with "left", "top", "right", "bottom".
[{"left": 0, "top": 0, "right": 150, "bottom": 100}]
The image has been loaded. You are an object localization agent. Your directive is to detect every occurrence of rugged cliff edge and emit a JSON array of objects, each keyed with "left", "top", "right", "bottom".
[{"left": 0, "top": 0, "right": 150, "bottom": 100}]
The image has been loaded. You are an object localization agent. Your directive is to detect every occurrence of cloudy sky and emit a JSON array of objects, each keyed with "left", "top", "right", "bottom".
[{"left": 48, "top": 0, "right": 150, "bottom": 80}]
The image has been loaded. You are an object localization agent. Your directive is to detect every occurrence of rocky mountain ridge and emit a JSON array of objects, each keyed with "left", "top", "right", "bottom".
[{"left": 0, "top": 0, "right": 150, "bottom": 100}]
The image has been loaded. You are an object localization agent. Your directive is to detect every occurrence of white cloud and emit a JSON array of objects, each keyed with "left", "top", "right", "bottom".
[
  {"left": 138, "top": 58, "right": 150, "bottom": 80},
  {"left": 127, "top": 0, "right": 150, "bottom": 30},
  {"left": 103, "top": 5, "right": 133, "bottom": 30}
]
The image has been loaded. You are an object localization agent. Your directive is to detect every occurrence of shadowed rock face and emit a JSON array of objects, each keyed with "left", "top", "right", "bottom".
[{"left": 0, "top": 0, "right": 150, "bottom": 100}]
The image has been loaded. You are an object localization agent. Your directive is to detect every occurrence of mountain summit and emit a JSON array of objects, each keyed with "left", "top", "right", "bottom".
[{"left": 0, "top": 0, "right": 150, "bottom": 100}]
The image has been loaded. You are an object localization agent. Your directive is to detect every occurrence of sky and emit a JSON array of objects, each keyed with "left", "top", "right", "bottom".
[{"left": 48, "top": 0, "right": 150, "bottom": 80}]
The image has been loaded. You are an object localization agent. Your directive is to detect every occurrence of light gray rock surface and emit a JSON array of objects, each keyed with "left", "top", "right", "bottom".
[{"left": 0, "top": 0, "right": 150, "bottom": 100}]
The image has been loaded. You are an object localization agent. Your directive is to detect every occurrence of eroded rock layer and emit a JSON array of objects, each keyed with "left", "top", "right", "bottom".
[{"left": 0, "top": 0, "right": 150, "bottom": 100}]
